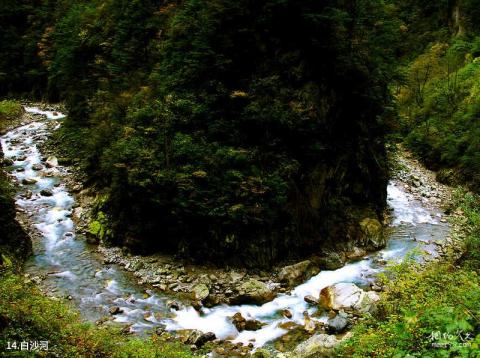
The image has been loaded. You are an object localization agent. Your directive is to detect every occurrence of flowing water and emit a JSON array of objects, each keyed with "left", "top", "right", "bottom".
[{"left": 0, "top": 107, "right": 450, "bottom": 348}]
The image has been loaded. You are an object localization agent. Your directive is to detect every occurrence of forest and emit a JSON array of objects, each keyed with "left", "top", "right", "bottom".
[{"left": 1, "top": 0, "right": 480, "bottom": 357}]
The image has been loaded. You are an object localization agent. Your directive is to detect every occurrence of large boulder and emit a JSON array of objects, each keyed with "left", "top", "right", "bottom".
[
  {"left": 359, "top": 218, "right": 385, "bottom": 249},
  {"left": 319, "top": 283, "right": 379, "bottom": 314},
  {"left": 315, "top": 251, "right": 346, "bottom": 270},
  {"left": 278, "top": 260, "right": 318, "bottom": 286},
  {"left": 230, "top": 279, "right": 274, "bottom": 305},
  {"left": 292, "top": 333, "right": 340, "bottom": 357}
]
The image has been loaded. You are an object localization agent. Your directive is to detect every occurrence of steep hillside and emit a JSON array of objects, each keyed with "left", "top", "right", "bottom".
[{"left": 1, "top": 0, "right": 398, "bottom": 266}]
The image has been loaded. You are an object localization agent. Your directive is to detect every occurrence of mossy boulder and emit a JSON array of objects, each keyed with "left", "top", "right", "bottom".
[
  {"left": 230, "top": 278, "right": 274, "bottom": 305},
  {"left": 192, "top": 283, "right": 210, "bottom": 301},
  {"left": 359, "top": 217, "right": 385, "bottom": 249}
]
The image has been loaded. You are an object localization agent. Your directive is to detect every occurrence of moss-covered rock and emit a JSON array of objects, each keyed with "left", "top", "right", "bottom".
[{"left": 359, "top": 217, "right": 385, "bottom": 249}]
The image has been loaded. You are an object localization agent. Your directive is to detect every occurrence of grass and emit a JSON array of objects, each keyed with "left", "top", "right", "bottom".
[
  {"left": 0, "top": 100, "right": 22, "bottom": 121},
  {"left": 0, "top": 269, "right": 194, "bottom": 357},
  {"left": 335, "top": 190, "right": 480, "bottom": 357}
]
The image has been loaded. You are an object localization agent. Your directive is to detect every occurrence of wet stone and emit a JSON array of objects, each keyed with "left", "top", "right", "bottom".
[
  {"left": 109, "top": 306, "right": 123, "bottom": 315},
  {"left": 40, "top": 189, "right": 53, "bottom": 197}
]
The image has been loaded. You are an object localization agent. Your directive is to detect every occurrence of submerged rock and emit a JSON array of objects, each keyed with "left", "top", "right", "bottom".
[{"left": 319, "top": 283, "right": 380, "bottom": 314}]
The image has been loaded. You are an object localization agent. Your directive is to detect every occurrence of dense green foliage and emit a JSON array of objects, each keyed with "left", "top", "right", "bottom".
[
  {"left": 0, "top": 100, "right": 23, "bottom": 122},
  {"left": 1, "top": 0, "right": 400, "bottom": 266},
  {"left": 394, "top": 0, "right": 480, "bottom": 192},
  {"left": 336, "top": 191, "right": 480, "bottom": 357}
]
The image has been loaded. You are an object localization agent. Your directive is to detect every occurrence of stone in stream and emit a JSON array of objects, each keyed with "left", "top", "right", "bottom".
[
  {"left": 191, "top": 300, "right": 203, "bottom": 311},
  {"left": 32, "top": 163, "right": 43, "bottom": 171},
  {"left": 109, "top": 306, "right": 123, "bottom": 315},
  {"left": 45, "top": 156, "right": 58, "bottom": 168},
  {"left": 22, "top": 178, "right": 37, "bottom": 185},
  {"left": 304, "top": 295, "right": 318, "bottom": 305},
  {"left": 40, "top": 189, "right": 53, "bottom": 197},
  {"left": 282, "top": 309, "right": 293, "bottom": 319},
  {"left": 229, "top": 278, "right": 274, "bottom": 305},
  {"left": 166, "top": 300, "right": 181, "bottom": 311},
  {"left": 319, "top": 283, "right": 380, "bottom": 314},
  {"left": 231, "top": 312, "right": 265, "bottom": 332}
]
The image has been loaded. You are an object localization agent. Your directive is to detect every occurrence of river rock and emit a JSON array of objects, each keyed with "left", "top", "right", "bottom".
[
  {"left": 40, "top": 189, "right": 53, "bottom": 197},
  {"left": 278, "top": 260, "right": 317, "bottom": 286},
  {"left": 291, "top": 333, "right": 341, "bottom": 357},
  {"left": 319, "top": 283, "right": 380, "bottom": 314},
  {"left": 232, "top": 312, "right": 264, "bottom": 332},
  {"left": 359, "top": 218, "right": 385, "bottom": 249},
  {"left": 184, "top": 330, "right": 216, "bottom": 347},
  {"left": 230, "top": 278, "right": 274, "bottom": 305},
  {"left": 32, "top": 163, "right": 43, "bottom": 171},
  {"left": 326, "top": 311, "right": 349, "bottom": 333},
  {"left": 282, "top": 309, "right": 293, "bottom": 319},
  {"left": 22, "top": 178, "right": 37, "bottom": 185},
  {"left": 166, "top": 300, "right": 180, "bottom": 310},
  {"left": 45, "top": 156, "right": 58, "bottom": 168},
  {"left": 109, "top": 306, "right": 123, "bottom": 315},
  {"left": 192, "top": 283, "right": 209, "bottom": 301},
  {"left": 304, "top": 295, "right": 318, "bottom": 305}
]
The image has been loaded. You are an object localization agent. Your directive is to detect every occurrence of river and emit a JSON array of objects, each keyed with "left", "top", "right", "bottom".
[{"left": 0, "top": 107, "right": 450, "bottom": 349}]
